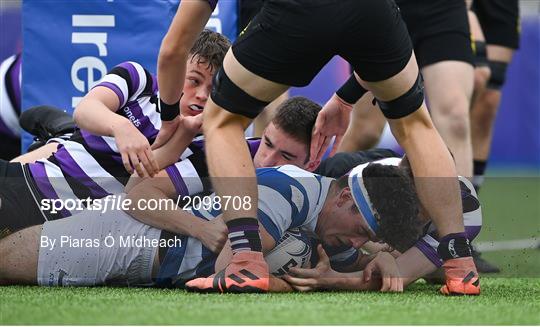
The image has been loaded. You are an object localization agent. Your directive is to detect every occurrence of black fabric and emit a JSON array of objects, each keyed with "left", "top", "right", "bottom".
[
  {"left": 437, "top": 232, "right": 472, "bottom": 261},
  {"left": 232, "top": 0, "right": 412, "bottom": 86},
  {"left": 487, "top": 61, "right": 508, "bottom": 90},
  {"left": 315, "top": 148, "right": 400, "bottom": 178},
  {"left": 0, "top": 136, "right": 20, "bottom": 161},
  {"left": 211, "top": 68, "right": 270, "bottom": 119},
  {"left": 336, "top": 74, "right": 368, "bottom": 105},
  {"left": 473, "top": 160, "right": 487, "bottom": 177},
  {"left": 474, "top": 41, "right": 489, "bottom": 67},
  {"left": 396, "top": 0, "right": 474, "bottom": 68},
  {"left": 158, "top": 98, "right": 180, "bottom": 121},
  {"left": 472, "top": 0, "right": 520, "bottom": 49},
  {"left": 238, "top": 0, "right": 264, "bottom": 32},
  {"left": 377, "top": 74, "right": 424, "bottom": 120},
  {"left": 0, "top": 161, "right": 45, "bottom": 238}
]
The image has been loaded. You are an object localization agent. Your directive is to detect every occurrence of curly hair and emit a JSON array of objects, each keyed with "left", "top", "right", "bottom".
[
  {"left": 362, "top": 163, "right": 423, "bottom": 252},
  {"left": 189, "top": 29, "right": 231, "bottom": 73}
]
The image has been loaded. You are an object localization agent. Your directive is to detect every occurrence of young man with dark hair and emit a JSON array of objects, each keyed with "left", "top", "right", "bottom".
[
  {"left": 284, "top": 157, "right": 482, "bottom": 294},
  {"left": 0, "top": 30, "right": 230, "bottom": 238}
]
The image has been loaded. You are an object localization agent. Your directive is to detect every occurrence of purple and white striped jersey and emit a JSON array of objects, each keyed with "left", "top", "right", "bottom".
[
  {"left": 26, "top": 61, "right": 163, "bottom": 219},
  {"left": 0, "top": 54, "right": 22, "bottom": 139},
  {"left": 165, "top": 137, "right": 261, "bottom": 197}
]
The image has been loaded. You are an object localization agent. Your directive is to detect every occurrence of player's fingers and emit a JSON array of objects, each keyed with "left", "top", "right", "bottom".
[
  {"left": 129, "top": 152, "right": 144, "bottom": 177},
  {"left": 138, "top": 149, "right": 154, "bottom": 177},
  {"left": 363, "top": 264, "right": 374, "bottom": 282},
  {"left": 145, "top": 147, "right": 160, "bottom": 174},
  {"left": 288, "top": 267, "right": 319, "bottom": 279},
  {"left": 310, "top": 133, "right": 322, "bottom": 163},
  {"left": 381, "top": 276, "right": 391, "bottom": 292},
  {"left": 315, "top": 136, "right": 331, "bottom": 162},
  {"left": 282, "top": 275, "right": 316, "bottom": 287},
  {"left": 290, "top": 284, "right": 313, "bottom": 292},
  {"left": 328, "top": 134, "right": 344, "bottom": 158},
  {"left": 121, "top": 152, "right": 133, "bottom": 174},
  {"left": 317, "top": 244, "right": 330, "bottom": 263}
]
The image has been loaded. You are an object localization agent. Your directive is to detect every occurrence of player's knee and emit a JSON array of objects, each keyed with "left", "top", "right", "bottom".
[
  {"left": 438, "top": 97, "right": 471, "bottom": 139},
  {"left": 474, "top": 66, "right": 491, "bottom": 91},
  {"left": 209, "top": 67, "right": 270, "bottom": 120}
]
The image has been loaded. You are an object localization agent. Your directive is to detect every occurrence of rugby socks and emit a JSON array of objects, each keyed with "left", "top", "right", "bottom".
[
  {"left": 437, "top": 232, "right": 473, "bottom": 261},
  {"left": 227, "top": 217, "right": 262, "bottom": 254},
  {"left": 473, "top": 160, "right": 487, "bottom": 192}
]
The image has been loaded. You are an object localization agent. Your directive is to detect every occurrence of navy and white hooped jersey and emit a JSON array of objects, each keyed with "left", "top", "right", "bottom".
[
  {"left": 0, "top": 54, "right": 22, "bottom": 138},
  {"left": 156, "top": 165, "right": 333, "bottom": 285},
  {"left": 165, "top": 137, "right": 261, "bottom": 197},
  {"left": 26, "top": 61, "right": 162, "bottom": 219},
  {"left": 323, "top": 157, "right": 483, "bottom": 270}
]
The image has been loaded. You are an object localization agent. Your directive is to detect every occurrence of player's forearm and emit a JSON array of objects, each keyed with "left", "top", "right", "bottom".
[
  {"left": 158, "top": 0, "right": 213, "bottom": 105},
  {"left": 74, "top": 97, "right": 130, "bottom": 137},
  {"left": 323, "top": 271, "right": 380, "bottom": 291},
  {"left": 125, "top": 184, "right": 205, "bottom": 237},
  {"left": 153, "top": 123, "right": 199, "bottom": 170}
]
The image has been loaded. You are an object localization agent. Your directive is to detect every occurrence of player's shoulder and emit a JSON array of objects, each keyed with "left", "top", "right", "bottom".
[{"left": 257, "top": 164, "right": 319, "bottom": 179}]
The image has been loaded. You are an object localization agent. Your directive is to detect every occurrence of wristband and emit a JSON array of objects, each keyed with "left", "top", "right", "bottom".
[
  {"left": 158, "top": 97, "right": 180, "bottom": 121},
  {"left": 336, "top": 74, "right": 368, "bottom": 105}
]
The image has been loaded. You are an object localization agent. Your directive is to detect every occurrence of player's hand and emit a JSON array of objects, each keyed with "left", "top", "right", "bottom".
[
  {"left": 180, "top": 113, "right": 203, "bottom": 135},
  {"left": 195, "top": 218, "right": 227, "bottom": 253},
  {"left": 363, "top": 252, "right": 403, "bottom": 292},
  {"left": 283, "top": 245, "right": 339, "bottom": 291},
  {"left": 310, "top": 94, "right": 352, "bottom": 163},
  {"left": 114, "top": 121, "right": 159, "bottom": 177},
  {"left": 151, "top": 116, "right": 180, "bottom": 150}
]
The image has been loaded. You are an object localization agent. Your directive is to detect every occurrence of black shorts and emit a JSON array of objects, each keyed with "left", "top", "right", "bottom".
[
  {"left": 0, "top": 160, "right": 46, "bottom": 238},
  {"left": 315, "top": 148, "right": 401, "bottom": 178},
  {"left": 232, "top": 0, "right": 412, "bottom": 86},
  {"left": 238, "top": 0, "right": 263, "bottom": 33},
  {"left": 396, "top": 0, "right": 474, "bottom": 68},
  {"left": 472, "top": 0, "right": 520, "bottom": 49}
]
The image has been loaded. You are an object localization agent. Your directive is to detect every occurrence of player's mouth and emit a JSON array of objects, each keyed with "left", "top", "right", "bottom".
[{"left": 189, "top": 104, "right": 204, "bottom": 112}]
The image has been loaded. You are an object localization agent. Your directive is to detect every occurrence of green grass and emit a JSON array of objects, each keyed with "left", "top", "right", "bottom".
[
  {"left": 1, "top": 174, "right": 539, "bottom": 325},
  {"left": 1, "top": 279, "right": 539, "bottom": 325}
]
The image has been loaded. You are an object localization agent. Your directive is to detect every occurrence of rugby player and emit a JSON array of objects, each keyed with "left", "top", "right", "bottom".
[
  {"left": 157, "top": 0, "right": 478, "bottom": 295},
  {"left": 0, "top": 162, "right": 420, "bottom": 292},
  {"left": 467, "top": 0, "right": 520, "bottom": 273},
  {"left": 338, "top": 0, "right": 476, "bottom": 179},
  {"left": 284, "top": 156, "right": 482, "bottom": 294},
  {"left": 0, "top": 29, "right": 230, "bottom": 237}
]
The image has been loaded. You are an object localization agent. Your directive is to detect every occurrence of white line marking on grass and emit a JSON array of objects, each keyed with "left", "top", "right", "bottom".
[{"left": 475, "top": 238, "right": 540, "bottom": 252}]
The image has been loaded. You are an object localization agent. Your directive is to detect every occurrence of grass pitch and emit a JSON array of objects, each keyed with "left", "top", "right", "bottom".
[{"left": 1, "top": 175, "right": 539, "bottom": 325}]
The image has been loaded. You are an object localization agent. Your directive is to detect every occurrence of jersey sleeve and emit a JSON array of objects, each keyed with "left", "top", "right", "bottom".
[
  {"left": 326, "top": 245, "right": 360, "bottom": 271},
  {"left": 207, "top": 0, "right": 218, "bottom": 11},
  {"left": 164, "top": 149, "right": 210, "bottom": 197},
  {"left": 415, "top": 176, "right": 482, "bottom": 267},
  {"left": 93, "top": 61, "right": 154, "bottom": 109},
  {"left": 256, "top": 166, "right": 323, "bottom": 242}
]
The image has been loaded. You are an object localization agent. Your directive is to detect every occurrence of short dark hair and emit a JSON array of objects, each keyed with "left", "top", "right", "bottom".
[
  {"left": 189, "top": 29, "right": 231, "bottom": 73},
  {"left": 271, "top": 96, "right": 321, "bottom": 159},
  {"left": 362, "top": 163, "right": 423, "bottom": 252}
]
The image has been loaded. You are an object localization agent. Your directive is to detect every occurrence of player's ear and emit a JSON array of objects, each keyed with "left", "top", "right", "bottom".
[
  {"left": 337, "top": 186, "right": 352, "bottom": 207},
  {"left": 305, "top": 159, "right": 320, "bottom": 172}
]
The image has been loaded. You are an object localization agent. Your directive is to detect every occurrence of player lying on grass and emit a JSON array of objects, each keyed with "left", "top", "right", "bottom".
[
  {"left": 284, "top": 156, "right": 482, "bottom": 294},
  {"left": 0, "top": 30, "right": 230, "bottom": 237},
  {"left": 0, "top": 163, "right": 421, "bottom": 292}
]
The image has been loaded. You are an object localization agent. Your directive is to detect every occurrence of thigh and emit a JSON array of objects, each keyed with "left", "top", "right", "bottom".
[
  {"left": 473, "top": 0, "right": 520, "bottom": 49},
  {"left": 421, "top": 61, "right": 474, "bottom": 109},
  {"left": 340, "top": 0, "right": 413, "bottom": 82}
]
